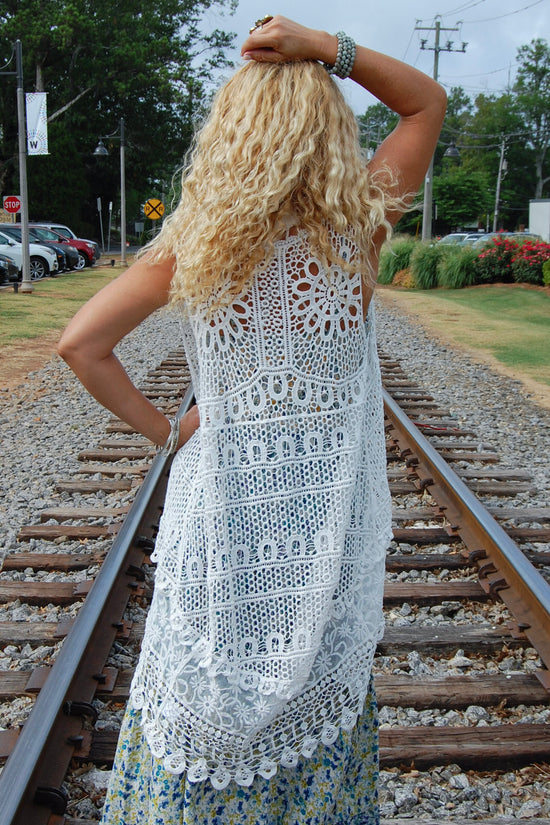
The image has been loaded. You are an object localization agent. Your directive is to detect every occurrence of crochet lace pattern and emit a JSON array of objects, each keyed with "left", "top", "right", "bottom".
[{"left": 130, "top": 227, "right": 392, "bottom": 788}]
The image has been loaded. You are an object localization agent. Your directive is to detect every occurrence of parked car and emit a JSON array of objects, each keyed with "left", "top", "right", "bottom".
[
  {"left": 437, "top": 233, "right": 469, "bottom": 245},
  {"left": 0, "top": 230, "right": 59, "bottom": 280},
  {"left": 0, "top": 224, "right": 68, "bottom": 273},
  {"left": 32, "top": 222, "right": 100, "bottom": 265},
  {"left": 30, "top": 225, "right": 91, "bottom": 270},
  {"left": 470, "top": 231, "right": 542, "bottom": 249},
  {"left": 24, "top": 226, "right": 80, "bottom": 270},
  {"left": 459, "top": 232, "right": 486, "bottom": 245},
  {"left": 0, "top": 253, "right": 19, "bottom": 285},
  {"left": 508, "top": 232, "right": 542, "bottom": 243}
]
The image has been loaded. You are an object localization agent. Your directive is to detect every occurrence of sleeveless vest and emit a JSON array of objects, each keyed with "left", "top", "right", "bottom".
[{"left": 130, "top": 227, "right": 392, "bottom": 788}]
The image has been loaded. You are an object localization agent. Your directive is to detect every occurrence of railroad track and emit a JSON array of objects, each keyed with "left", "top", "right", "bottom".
[{"left": 0, "top": 348, "right": 548, "bottom": 824}]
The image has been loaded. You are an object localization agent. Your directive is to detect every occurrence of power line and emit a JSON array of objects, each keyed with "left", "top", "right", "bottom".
[
  {"left": 439, "top": 81, "right": 511, "bottom": 94},
  {"left": 402, "top": 25, "right": 417, "bottom": 61},
  {"left": 439, "top": 0, "right": 489, "bottom": 16},
  {"left": 460, "top": 0, "right": 545, "bottom": 23},
  {"left": 442, "top": 65, "right": 512, "bottom": 78},
  {"left": 441, "top": 124, "right": 530, "bottom": 140}
]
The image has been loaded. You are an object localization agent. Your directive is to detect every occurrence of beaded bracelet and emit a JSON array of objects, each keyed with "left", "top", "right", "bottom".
[
  {"left": 162, "top": 416, "right": 180, "bottom": 455},
  {"left": 324, "top": 32, "right": 356, "bottom": 79}
]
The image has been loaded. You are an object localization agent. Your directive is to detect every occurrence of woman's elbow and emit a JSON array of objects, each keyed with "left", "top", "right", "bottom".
[
  {"left": 57, "top": 328, "right": 86, "bottom": 368},
  {"left": 434, "top": 84, "right": 448, "bottom": 119}
]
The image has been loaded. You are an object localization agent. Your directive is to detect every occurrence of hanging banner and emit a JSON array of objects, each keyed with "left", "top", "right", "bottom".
[{"left": 25, "top": 92, "right": 49, "bottom": 155}]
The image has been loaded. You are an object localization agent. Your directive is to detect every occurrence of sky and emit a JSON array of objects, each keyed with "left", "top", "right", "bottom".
[{"left": 203, "top": 0, "right": 550, "bottom": 113}]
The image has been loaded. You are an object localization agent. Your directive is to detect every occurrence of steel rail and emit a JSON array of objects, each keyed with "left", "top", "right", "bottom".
[
  {"left": 0, "top": 386, "right": 195, "bottom": 825},
  {"left": 384, "top": 389, "right": 550, "bottom": 680}
]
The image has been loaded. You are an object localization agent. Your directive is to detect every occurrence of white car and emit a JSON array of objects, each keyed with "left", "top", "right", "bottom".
[
  {"left": 0, "top": 229, "right": 59, "bottom": 280},
  {"left": 437, "top": 233, "right": 469, "bottom": 245}
]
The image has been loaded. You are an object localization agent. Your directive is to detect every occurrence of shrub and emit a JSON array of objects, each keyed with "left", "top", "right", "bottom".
[
  {"left": 377, "top": 237, "right": 416, "bottom": 285},
  {"left": 377, "top": 250, "right": 395, "bottom": 285},
  {"left": 473, "top": 236, "right": 519, "bottom": 283},
  {"left": 510, "top": 240, "right": 550, "bottom": 285},
  {"left": 437, "top": 245, "right": 478, "bottom": 289},
  {"left": 410, "top": 242, "right": 442, "bottom": 289},
  {"left": 543, "top": 258, "right": 550, "bottom": 286},
  {"left": 392, "top": 268, "right": 415, "bottom": 288}
]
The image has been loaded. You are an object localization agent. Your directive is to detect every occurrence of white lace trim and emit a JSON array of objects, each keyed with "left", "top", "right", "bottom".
[{"left": 130, "top": 227, "right": 392, "bottom": 787}]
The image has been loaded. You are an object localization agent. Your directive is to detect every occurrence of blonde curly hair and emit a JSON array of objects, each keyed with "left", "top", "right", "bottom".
[{"left": 144, "top": 59, "right": 403, "bottom": 308}]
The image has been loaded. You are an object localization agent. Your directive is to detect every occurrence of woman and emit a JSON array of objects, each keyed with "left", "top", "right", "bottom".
[{"left": 59, "top": 15, "right": 446, "bottom": 824}]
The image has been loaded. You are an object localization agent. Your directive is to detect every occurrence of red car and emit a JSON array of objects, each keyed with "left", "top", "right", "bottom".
[{"left": 29, "top": 224, "right": 98, "bottom": 270}]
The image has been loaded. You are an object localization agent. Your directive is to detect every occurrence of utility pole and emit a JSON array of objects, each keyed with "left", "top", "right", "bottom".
[
  {"left": 416, "top": 18, "right": 467, "bottom": 241},
  {"left": 493, "top": 138, "right": 507, "bottom": 232}
]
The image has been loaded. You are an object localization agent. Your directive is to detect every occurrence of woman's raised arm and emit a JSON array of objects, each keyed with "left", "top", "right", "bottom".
[{"left": 241, "top": 16, "right": 447, "bottom": 214}]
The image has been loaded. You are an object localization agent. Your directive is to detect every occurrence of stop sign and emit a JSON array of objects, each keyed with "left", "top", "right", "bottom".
[{"left": 3, "top": 196, "right": 21, "bottom": 214}]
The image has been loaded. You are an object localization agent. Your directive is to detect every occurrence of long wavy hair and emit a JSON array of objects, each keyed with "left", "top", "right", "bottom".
[{"left": 144, "top": 59, "right": 403, "bottom": 308}]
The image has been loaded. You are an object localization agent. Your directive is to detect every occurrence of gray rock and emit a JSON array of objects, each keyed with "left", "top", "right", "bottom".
[
  {"left": 464, "top": 705, "right": 490, "bottom": 723},
  {"left": 379, "top": 801, "right": 397, "bottom": 817},
  {"left": 394, "top": 785, "right": 418, "bottom": 812},
  {"left": 449, "top": 772, "right": 470, "bottom": 790},
  {"left": 78, "top": 767, "right": 111, "bottom": 792},
  {"left": 518, "top": 799, "right": 543, "bottom": 818}
]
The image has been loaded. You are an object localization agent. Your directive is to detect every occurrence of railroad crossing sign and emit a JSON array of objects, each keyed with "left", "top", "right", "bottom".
[
  {"left": 3, "top": 195, "right": 21, "bottom": 214},
  {"left": 144, "top": 198, "right": 164, "bottom": 220}
]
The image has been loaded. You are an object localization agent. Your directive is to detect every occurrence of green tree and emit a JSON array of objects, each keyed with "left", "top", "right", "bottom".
[
  {"left": 360, "top": 41, "right": 550, "bottom": 233},
  {"left": 459, "top": 92, "right": 533, "bottom": 229},
  {"left": 433, "top": 167, "right": 491, "bottom": 232},
  {"left": 0, "top": 0, "right": 236, "bottom": 235},
  {"left": 435, "top": 86, "right": 473, "bottom": 175},
  {"left": 357, "top": 103, "right": 398, "bottom": 157},
  {"left": 387, "top": 87, "right": 474, "bottom": 236},
  {"left": 514, "top": 38, "right": 550, "bottom": 198}
]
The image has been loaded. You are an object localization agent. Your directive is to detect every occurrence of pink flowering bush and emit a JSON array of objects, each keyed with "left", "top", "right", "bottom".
[
  {"left": 473, "top": 237, "right": 519, "bottom": 283},
  {"left": 510, "top": 241, "right": 550, "bottom": 285}
]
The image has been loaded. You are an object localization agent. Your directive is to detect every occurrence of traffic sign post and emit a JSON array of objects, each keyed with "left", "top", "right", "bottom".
[
  {"left": 144, "top": 199, "right": 165, "bottom": 220},
  {"left": 3, "top": 195, "right": 21, "bottom": 214}
]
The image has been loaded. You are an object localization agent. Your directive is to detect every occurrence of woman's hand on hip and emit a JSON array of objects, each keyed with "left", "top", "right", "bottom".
[{"left": 176, "top": 405, "right": 200, "bottom": 451}]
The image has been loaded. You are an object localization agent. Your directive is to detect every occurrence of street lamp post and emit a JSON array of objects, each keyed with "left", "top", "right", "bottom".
[
  {"left": 15, "top": 41, "right": 32, "bottom": 291},
  {"left": 1, "top": 40, "right": 32, "bottom": 291},
  {"left": 443, "top": 141, "right": 461, "bottom": 162},
  {"left": 93, "top": 118, "right": 126, "bottom": 265}
]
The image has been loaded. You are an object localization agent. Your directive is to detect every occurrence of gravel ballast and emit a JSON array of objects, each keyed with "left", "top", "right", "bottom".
[
  {"left": 375, "top": 295, "right": 550, "bottom": 504},
  {"left": 1, "top": 298, "right": 549, "bottom": 819}
]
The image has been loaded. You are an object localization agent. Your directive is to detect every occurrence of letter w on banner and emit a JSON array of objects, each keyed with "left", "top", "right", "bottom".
[{"left": 26, "top": 93, "right": 49, "bottom": 155}]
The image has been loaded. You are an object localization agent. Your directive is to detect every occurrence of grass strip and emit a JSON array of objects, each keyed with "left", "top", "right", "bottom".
[
  {"left": 377, "top": 285, "right": 550, "bottom": 390},
  {"left": 0, "top": 266, "right": 124, "bottom": 346}
]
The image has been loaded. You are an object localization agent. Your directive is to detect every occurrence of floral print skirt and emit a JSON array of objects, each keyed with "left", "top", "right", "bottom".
[{"left": 100, "top": 679, "right": 379, "bottom": 825}]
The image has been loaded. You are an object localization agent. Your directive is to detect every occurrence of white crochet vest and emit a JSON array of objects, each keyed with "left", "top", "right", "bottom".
[{"left": 130, "top": 227, "right": 392, "bottom": 788}]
